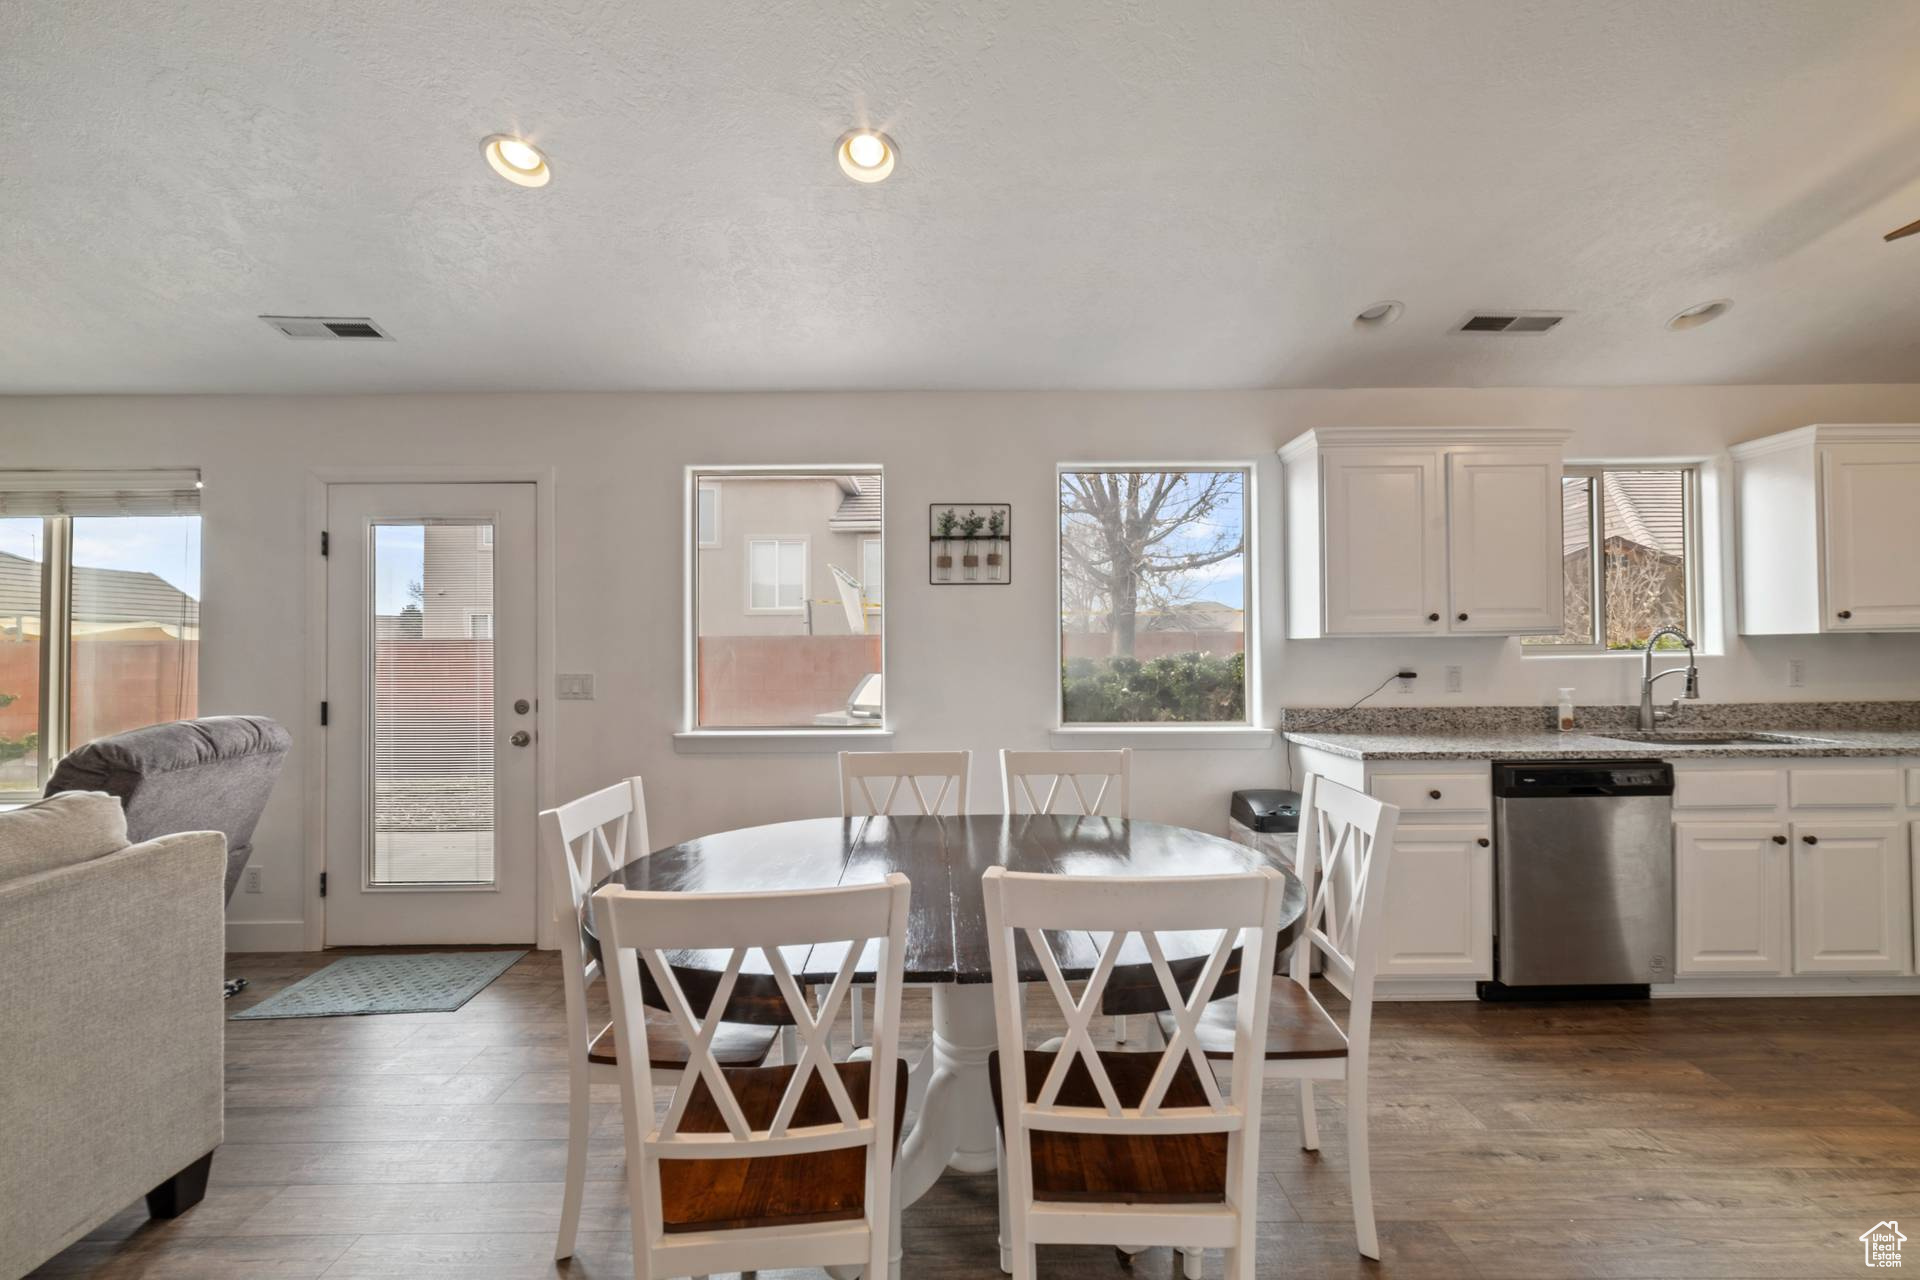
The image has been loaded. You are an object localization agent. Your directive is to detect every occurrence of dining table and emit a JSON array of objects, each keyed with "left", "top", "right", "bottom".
[{"left": 585, "top": 811, "right": 1306, "bottom": 1267}]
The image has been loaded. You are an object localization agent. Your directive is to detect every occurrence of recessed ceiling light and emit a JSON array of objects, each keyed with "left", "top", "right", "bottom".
[
  {"left": 1353, "top": 300, "right": 1404, "bottom": 330},
  {"left": 482, "top": 134, "right": 551, "bottom": 188},
  {"left": 1667, "top": 298, "right": 1731, "bottom": 331},
  {"left": 837, "top": 129, "right": 897, "bottom": 183}
]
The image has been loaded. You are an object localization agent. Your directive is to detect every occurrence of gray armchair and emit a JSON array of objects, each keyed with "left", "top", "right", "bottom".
[
  {"left": 48, "top": 715, "right": 290, "bottom": 995},
  {"left": 47, "top": 715, "right": 290, "bottom": 901}
]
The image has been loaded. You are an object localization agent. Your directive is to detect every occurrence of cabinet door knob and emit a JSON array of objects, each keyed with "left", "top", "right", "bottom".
[
  {"left": 1771, "top": 834, "right": 1787, "bottom": 845},
  {"left": 1802, "top": 835, "right": 1818, "bottom": 846},
  {"left": 1457, "top": 612, "right": 1469, "bottom": 622},
  {"left": 1837, "top": 610, "right": 1852, "bottom": 620},
  {"left": 1476, "top": 837, "right": 1490, "bottom": 848},
  {"left": 1427, "top": 612, "right": 1440, "bottom": 622},
  {"left": 1428, "top": 789, "right": 1443, "bottom": 800}
]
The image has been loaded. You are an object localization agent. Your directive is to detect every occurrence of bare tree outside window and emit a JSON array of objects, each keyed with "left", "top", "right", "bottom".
[{"left": 1059, "top": 469, "right": 1249, "bottom": 724}]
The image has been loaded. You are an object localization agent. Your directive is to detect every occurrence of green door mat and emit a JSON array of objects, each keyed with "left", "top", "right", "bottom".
[{"left": 231, "top": 950, "right": 527, "bottom": 1019}]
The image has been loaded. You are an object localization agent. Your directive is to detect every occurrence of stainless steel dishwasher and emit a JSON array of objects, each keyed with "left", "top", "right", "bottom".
[{"left": 1489, "top": 760, "right": 1675, "bottom": 995}]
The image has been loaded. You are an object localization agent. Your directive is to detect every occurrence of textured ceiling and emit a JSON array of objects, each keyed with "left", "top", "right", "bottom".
[{"left": 5, "top": 1, "right": 1920, "bottom": 393}]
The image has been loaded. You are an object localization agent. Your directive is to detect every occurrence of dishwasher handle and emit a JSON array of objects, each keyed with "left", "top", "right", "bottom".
[{"left": 1493, "top": 760, "right": 1674, "bottom": 798}]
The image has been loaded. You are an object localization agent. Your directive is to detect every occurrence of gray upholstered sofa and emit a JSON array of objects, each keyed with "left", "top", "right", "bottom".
[
  {"left": 0, "top": 790, "right": 227, "bottom": 1278},
  {"left": 47, "top": 715, "right": 291, "bottom": 904}
]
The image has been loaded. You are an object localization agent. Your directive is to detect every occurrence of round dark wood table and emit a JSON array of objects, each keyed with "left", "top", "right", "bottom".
[{"left": 587, "top": 812, "right": 1305, "bottom": 1225}]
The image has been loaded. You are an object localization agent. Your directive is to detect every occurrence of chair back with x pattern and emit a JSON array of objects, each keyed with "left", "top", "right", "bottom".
[
  {"left": 593, "top": 874, "right": 911, "bottom": 1277},
  {"left": 539, "top": 778, "right": 649, "bottom": 1047},
  {"left": 983, "top": 866, "right": 1285, "bottom": 1260},
  {"left": 1000, "top": 748, "right": 1131, "bottom": 817},
  {"left": 839, "top": 749, "right": 971, "bottom": 816},
  {"left": 1289, "top": 773, "right": 1400, "bottom": 1059}
]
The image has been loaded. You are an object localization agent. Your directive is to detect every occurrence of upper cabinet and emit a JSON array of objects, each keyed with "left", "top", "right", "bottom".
[
  {"left": 1731, "top": 425, "right": 1920, "bottom": 634},
  {"left": 1282, "top": 427, "right": 1570, "bottom": 639}
]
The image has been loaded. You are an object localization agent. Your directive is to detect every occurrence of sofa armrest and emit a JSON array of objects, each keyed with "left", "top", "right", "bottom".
[{"left": 0, "top": 830, "right": 227, "bottom": 1278}]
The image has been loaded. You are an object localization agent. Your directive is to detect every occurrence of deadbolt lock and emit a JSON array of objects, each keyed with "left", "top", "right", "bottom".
[{"left": 513, "top": 698, "right": 532, "bottom": 715}]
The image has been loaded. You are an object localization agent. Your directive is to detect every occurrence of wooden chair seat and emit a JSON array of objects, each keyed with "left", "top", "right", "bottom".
[
  {"left": 1153, "top": 982, "right": 1349, "bottom": 1062},
  {"left": 586, "top": 1012, "right": 779, "bottom": 1071},
  {"left": 658, "top": 1059, "right": 910, "bottom": 1233},
  {"left": 988, "top": 1048, "right": 1227, "bottom": 1204}
]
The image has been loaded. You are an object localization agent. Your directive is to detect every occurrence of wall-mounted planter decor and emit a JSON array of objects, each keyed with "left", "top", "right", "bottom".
[{"left": 930, "top": 503, "right": 1011, "bottom": 584}]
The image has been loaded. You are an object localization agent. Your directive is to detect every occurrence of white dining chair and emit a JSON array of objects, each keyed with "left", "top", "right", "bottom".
[
  {"left": 983, "top": 864, "right": 1287, "bottom": 1280},
  {"left": 838, "top": 749, "right": 971, "bottom": 1046},
  {"left": 1000, "top": 748, "right": 1137, "bottom": 1042},
  {"left": 538, "top": 777, "right": 780, "bottom": 1263},
  {"left": 1151, "top": 772, "right": 1401, "bottom": 1260},
  {"left": 594, "top": 874, "right": 912, "bottom": 1280},
  {"left": 999, "top": 748, "right": 1130, "bottom": 819}
]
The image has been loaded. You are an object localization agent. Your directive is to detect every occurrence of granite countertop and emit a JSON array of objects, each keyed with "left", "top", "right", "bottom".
[{"left": 1283, "top": 727, "right": 1920, "bottom": 761}]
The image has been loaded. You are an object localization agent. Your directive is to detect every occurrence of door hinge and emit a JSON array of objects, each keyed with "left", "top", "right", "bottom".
[
  {"left": 320, "top": 530, "right": 330, "bottom": 557},
  {"left": 319, "top": 871, "right": 328, "bottom": 898},
  {"left": 319, "top": 700, "right": 329, "bottom": 726}
]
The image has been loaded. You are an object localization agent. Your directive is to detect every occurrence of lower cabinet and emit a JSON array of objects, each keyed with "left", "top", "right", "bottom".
[
  {"left": 1791, "top": 821, "right": 1913, "bottom": 975},
  {"left": 1675, "top": 821, "right": 1791, "bottom": 976},
  {"left": 1376, "top": 824, "right": 1492, "bottom": 979}
]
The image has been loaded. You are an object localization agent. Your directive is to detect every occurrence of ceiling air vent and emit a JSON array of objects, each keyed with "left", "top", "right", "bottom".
[
  {"left": 259, "top": 315, "right": 395, "bottom": 340},
  {"left": 1456, "top": 311, "right": 1567, "bottom": 335}
]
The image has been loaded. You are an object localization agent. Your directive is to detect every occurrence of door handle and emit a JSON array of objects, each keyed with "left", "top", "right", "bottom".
[{"left": 510, "top": 730, "right": 532, "bottom": 748}]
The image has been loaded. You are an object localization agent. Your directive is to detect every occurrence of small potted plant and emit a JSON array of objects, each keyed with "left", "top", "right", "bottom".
[
  {"left": 985, "top": 508, "right": 1006, "bottom": 576},
  {"left": 959, "top": 509, "right": 986, "bottom": 578},
  {"left": 934, "top": 508, "right": 959, "bottom": 576}
]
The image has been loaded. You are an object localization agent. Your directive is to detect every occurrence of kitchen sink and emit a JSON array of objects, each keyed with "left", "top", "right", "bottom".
[{"left": 1590, "top": 729, "right": 1842, "bottom": 747}]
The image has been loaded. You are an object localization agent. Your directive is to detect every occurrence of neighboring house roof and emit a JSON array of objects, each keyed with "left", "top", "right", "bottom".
[
  {"left": 1563, "top": 471, "right": 1687, "bottom": 559},
  {"left": 0, "top": 550, "right": 198, "bottom": 625},
  {"left": 828, "top": 476, "right": 883, "bottom": 532},
  {"left": 1144, "top": 600, "right": 1245, "bottom": 632}
]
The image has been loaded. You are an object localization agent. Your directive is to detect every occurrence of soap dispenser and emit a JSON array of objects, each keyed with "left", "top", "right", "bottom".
[{"left": 1557, "top": 688, "right": 1577, "bottom": 733}]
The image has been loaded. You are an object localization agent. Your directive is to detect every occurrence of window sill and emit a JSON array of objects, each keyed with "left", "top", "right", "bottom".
[
  {"left": 673, "top": 729, "right": 895, "bottom": 755},
  {"left": 1050, "top": 726, "right": 1276, "bottom": 751}
]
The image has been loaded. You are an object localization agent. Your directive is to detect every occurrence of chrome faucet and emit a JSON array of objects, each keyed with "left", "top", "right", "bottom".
[{"left": 1639, "top": 626, "right": 1700, "bottom": 730}]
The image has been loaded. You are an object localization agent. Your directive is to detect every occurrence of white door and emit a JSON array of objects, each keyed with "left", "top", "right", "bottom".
[
  {"left": 1674, "top": 822, "right": 1790, "bottom": 976},
  {"left": 1790, "top": 821, "right": 1912, "bottom": 975},
  {"left": 1446, "top": 449, "right": 1563, "bottom": 634},
  {"left": 325, "top": 483, "right": 539, "bottom": 945},
  {"left": 1821, "top": 443, "right": 1920, "bottom": 630},
  {"left": 1375, "top": 824, "right": 1492, "bottom": 978},
  {"left": 1321, "top": 449, "right": 1447, "bottom": 636}
]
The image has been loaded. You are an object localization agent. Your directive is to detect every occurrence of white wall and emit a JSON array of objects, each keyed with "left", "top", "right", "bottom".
[{"left": 5, "top": 385, "right": 1920, "bottom": 948}]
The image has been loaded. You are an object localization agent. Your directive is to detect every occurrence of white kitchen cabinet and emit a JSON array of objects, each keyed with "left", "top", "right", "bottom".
[
  {"left": 1446, "top": 449, "right": 1565, "bottom": 634},
  {"left": 1731, "top": 424, "right": 1920, "bottom": 634},
  {"left": 1674, "top": 821, "right": 1791, "bottom": 976},
  {"left": 1281, "top": 426, "right": 1569, "bottom": 639},
  {"left": 1375, "top": 824, "right": 1493, "bottom": 979},
  {"left": 1791, "top": 821, "right": 1912, "bottom": 975},
  {"left": 1319, "top": 449, "right": 1447, "bottom": 635}
]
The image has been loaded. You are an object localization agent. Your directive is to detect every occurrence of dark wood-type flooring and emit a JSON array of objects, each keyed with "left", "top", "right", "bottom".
[{"left": 30, "top": 949, "right": 1920, "bottom": 1279}]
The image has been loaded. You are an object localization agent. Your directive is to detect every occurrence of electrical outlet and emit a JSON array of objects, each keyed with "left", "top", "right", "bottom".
[
  {"left": 1445, "top": 665, "right": 1464, "bottom": 694},
  {"left": 1787, "top": 658, "right": 1806, "bottom": 688},
  {"left": 244, "top": 867, "right": 263, "bottom": 894},
  {"left": 1396, "top": 668, "right": 1417, "bottom": 693},
  {"left": 556, "top": 673, "right": 595, "bottom": 700}
]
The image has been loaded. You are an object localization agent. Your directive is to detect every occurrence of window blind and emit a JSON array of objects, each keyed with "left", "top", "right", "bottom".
[{"left": 0, "top": 469, "right": 202, "bottom": 516}]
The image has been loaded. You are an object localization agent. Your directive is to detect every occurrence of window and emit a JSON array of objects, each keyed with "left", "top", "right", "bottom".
[
  {"left": 747, "top": 538, "right": 808, "bottom": 612},
  {"left": 1525, "top": 466, "right": 1698, "bottom": 652},
  {"left": 476, "top": 525, "right": 494, "bottom": 549},
  {"left": 1058, "top": 467, "right": 1251, "bottom": 725},
  {"left": 690, "top": 469, "right": 883, "bottom": 730},
  {"left": 0, "top": 471, "right": 202, "bottom": 796},
  {"left": 861, "top": 537, "right": 883, "bottom": 606},
  {"left": 467, "top": 611, "right": 493, "bottom": 640},
  {"left": 697, "top": 484, "right": 721, "bottom": 548}
]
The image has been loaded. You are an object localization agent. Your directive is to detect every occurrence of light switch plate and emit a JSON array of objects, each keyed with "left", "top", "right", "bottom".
[
  {"left": 1445, "top": 665, "right": 1464, "bottom": 694},
  {"left": 244, "top": 867, "right": 263, "bottom": 894},
  {"left": 1787, "top": 658, "right": 1806, "bottom": 688},
  {"left": 557, "top": 673, "right": 595, "bottom": 700}
]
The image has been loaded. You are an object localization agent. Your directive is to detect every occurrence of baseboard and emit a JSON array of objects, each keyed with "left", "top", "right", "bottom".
[
  {"left": 1654, "top": 976, "right": 1920, "bottom": 998},
  {"left": 1374, "top": 979, "right": 1481, "bottom": 1002},
  {"left": 225, "top": 919, "right": 310, "bottom": 952}
]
